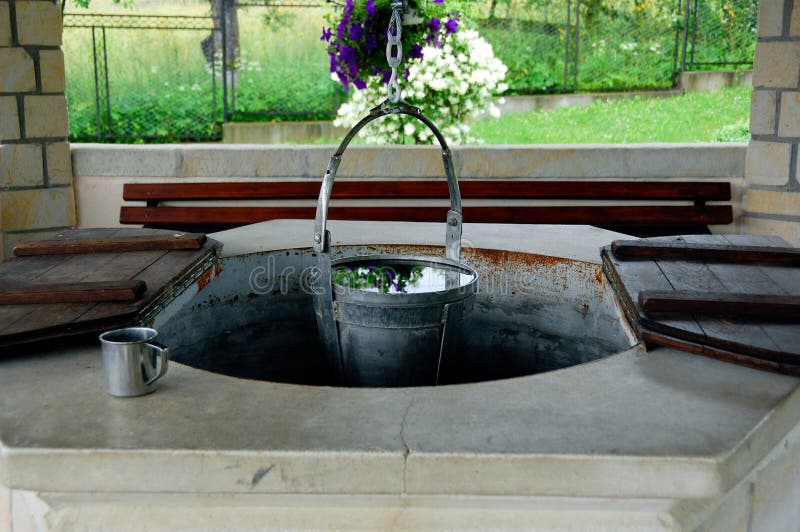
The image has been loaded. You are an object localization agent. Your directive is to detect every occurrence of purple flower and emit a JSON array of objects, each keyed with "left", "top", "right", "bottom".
[
  {"left": 365, "top": 33, "right": 378, "bottom": 51},
  {"left": 340, "top": 45, "right": 358, "bottom": 66},
  {"left": 337, "top": 72, "right": 350, "bottom": 91},
  {"left": 365, "top": 0, "right": 377, "bottom": 16},
  {"left": 427, "top": 17, "right": 441, "bottom": 32},
  {"left": 408, "top": 44, "right": 423, "bottom": 59},
  {"left": 321, "top": 27, "right": 332, "bottom": 41},
  {"left": 444, "top": 17, "right": 459, "bottom": 34},
  {"left": 353, "top": 77, "right": 366, "bottom": 89},
  {"left": 328, "top": 51, "right": 337, "bottom": 73},
  {"left": 348, "top": 23, "right": 364, "bottom": 41},
  {"left": 433, "top": 0, "right": 444, "bottom": 3}
]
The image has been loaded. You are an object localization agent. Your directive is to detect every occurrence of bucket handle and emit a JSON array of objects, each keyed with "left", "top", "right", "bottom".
[{"left": 313, "top": 99, "right": 463, "bottom": 262}]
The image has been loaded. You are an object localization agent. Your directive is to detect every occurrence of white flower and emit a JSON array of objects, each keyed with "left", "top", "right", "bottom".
[{"left": 334, "top": 29, "right": 507, "bottom": 145}]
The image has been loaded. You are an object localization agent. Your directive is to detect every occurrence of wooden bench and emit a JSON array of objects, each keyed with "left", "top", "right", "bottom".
[{"left": 120, "top": 180, "right": 733, "bottom": 237}]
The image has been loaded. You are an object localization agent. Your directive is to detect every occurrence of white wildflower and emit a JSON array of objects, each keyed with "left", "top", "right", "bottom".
[{"left": 334, "top": 29, "right": 507, "bottom": 145}]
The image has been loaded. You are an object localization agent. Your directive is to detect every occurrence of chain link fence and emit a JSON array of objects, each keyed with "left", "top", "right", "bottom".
[
  {"left": 64, "top": 0, "right": 756, "bottom": 142},
  {"left": 64, "top": 14, "right": 222, "bottom": 142}
]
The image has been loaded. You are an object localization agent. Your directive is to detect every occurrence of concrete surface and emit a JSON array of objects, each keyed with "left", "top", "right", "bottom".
[
  {"left": 223, "top": 120, "right": 348, "bottom": 144},
  {"left": 679, "top": 70, "right": 753, "bottom": 93},
  {"left": 1, "top": 221, "right": 798, "bottom": 530}
]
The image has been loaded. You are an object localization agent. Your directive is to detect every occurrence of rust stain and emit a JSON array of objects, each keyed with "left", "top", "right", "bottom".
[
  {"left": 196, "top": 268, "right": 212, "bottom": 291},
  {"left": 595, "top": 268, "right": 604, "bottom": 285},
  {"left": 214, "top": 260, "right": 223, "bottom": 276}
]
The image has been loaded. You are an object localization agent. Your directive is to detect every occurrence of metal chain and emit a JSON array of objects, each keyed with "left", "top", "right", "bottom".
[{"left": 385, "top": 0, "right": 404, "bottom": 102}]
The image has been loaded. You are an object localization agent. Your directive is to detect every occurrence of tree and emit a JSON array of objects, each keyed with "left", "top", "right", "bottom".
[{"left": 202, "top": 0, "right": 240, "bottom": 80}]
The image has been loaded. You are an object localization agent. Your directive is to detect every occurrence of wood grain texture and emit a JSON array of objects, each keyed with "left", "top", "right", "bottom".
[
  {"left": 0, "top": 228, "right": 221, "bottom": 350},
  {"left": 639, "top": 290, "right": 800, "bottom": 321},
  {"left": 122, "top": 180, "right": 732, "bottom": 201},
  {"left": 641, "top": 331, "right": 800, "bottom": 377},
  {"left": 605, "top": 234, "right": 800, "bottom": 374},
  {"left": 14, "top": 232, "right": 206, "bottom": 256},
  {"left": 120, "top": 205, "right": 733, "bottom": 226},
  {"left": 600, "top": 247, "right": 706, "bottom": 338},
  {"left": 0, "top": 280, "right": 147, "bottom": 305},
  {"left": 611, "top": 240, "right": 800, "bottom": 264}
]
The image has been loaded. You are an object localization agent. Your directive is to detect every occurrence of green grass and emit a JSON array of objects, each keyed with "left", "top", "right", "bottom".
[
  {"left": 62, "top": 0, "right": 755, "bottom": 142},
  {"left": 63, "top": 0, "right": 342, "bottom": 141},
  {"left": 469, "top": 86, "right": 752, "bottom": 144}
]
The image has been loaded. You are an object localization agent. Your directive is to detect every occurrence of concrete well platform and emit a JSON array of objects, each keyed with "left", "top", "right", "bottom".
[{"left": 1, "top": 221, "right": 799, "bottom": 531}]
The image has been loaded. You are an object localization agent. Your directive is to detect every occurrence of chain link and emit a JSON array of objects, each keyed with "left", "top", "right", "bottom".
[{"left": 385, "top": 0, "right": 404, "bottom": 102}]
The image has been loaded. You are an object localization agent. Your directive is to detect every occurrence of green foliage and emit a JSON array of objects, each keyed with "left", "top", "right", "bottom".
[
  {"left": 712, "top": 121, "right": 750, "bottom": 142},
  {"left": 63, "top": 0, "right": 757, "bottom": 142},
  {"left": 64, "top": 3, "right": 342, "bottom": 141},
  {"left": 469, "top": 86, "right": 752, "bottom": 144},
  {"left": 332, "top": 264, "right": 424, "bottom": 294}
]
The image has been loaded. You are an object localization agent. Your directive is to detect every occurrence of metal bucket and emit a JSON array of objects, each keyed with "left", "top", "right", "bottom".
[{"left": 312, "top": 99, "right": 478, "bottom": 387}]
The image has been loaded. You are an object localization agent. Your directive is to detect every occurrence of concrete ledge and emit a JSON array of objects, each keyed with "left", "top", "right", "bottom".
[
  {"left": 223, "top": 121, "right": 348, "bottom": 144},
  {"left": 72, "top": 143, "right": 747, "bottom": 179},
  {"left": 679, "top": 70, "right": 753, "bottom": 93}
]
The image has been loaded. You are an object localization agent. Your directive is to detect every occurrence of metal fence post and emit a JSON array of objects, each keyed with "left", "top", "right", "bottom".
[
  {"left": 91, "top": 26, "right": 111, "bottom": 140},
  {"left": 574, "top": 0, "right": 580, "bottom": 92},
  {"left": 689, "top": 0, "right": 699, "bottom": 69},
  {"left": 222, "top": 0, "right": 228, "bottom": 123},
  {"left": 680, "top": 0, "right": 691, "bottom": 74},
  {"left": 564, "top": 0, "right": 571, "bottom": 92},
  {"left": 671, "top": 0, "right": 681, "bottom": 84}
]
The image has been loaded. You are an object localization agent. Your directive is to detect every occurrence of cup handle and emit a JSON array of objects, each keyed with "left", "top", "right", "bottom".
[{"left": 143, "top": 341, "right": 169, "bottom": 386}]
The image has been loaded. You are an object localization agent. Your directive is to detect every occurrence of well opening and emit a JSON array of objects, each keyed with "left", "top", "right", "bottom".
[{"left": 155, "top": 244, "right": 636, "bottom": 387}]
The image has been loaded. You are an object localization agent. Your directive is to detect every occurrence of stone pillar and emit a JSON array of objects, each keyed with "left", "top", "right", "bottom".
[
  {"left": 0, "top": 0, "right": 75, "bottom": 259},
  {"left": 744, "top": 0, "right": 800, "bottom": 245}
]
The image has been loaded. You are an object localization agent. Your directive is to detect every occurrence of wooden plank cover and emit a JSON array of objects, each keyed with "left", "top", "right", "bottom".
[
  {"left": 0, "top": 280, "right": 147, "bottom": 305},
  {"left": 0, "top": 228, "right": 219, "bottom": 350},
  {"left": 122, "top": 180, "right": 732, "bottom": 201},
  {"left": 638, "top": 290, "right": 800, "bottom": 321},
  {"left": 14, "top": 231, "right": 206, "bottom": 256},
  {"left": 611, "top": 240, "right": 800, "bottom": 264},
  {"left": 603, "top": 234, "right": 800, "bottom": 375}
]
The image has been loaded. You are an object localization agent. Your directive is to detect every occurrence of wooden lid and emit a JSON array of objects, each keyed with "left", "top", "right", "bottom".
[
  {"left": 0, "top": 228, "right": 220, "bottom": 350},
  {"left": 602, "top": 234, "right": 800, "bottom": 376}
]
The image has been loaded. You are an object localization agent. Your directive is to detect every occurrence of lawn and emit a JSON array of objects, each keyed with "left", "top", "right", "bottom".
[{"left": 469, "top": 86, "right": 752, "bottom": 144}]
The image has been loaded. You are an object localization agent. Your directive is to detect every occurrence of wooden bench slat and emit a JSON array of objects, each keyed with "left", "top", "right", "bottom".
[
  {"left": 120, "top": 205, "right": 733, "bottom": 227},
  {"left": 123, "top": 181, "right": 731, "bottom": 202}
]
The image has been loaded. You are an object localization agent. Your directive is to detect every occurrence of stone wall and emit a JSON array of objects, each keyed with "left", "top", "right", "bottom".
[
  {"left": 744, "top": 0, "right": 800, "bottom": 244},
  {"left": 0, "top": 0, "right": 75, "bottom": 259}
]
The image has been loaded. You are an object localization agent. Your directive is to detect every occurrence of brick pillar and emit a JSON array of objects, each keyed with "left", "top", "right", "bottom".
[
  {"left": 744, "top": 0, "right": 800, "bottom": 245},
  {"left": 0, "top": 0, "right": 75, "bottom": 259}
]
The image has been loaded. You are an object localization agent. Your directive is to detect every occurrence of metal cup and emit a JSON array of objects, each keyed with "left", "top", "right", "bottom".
[{"left": 99, "top": 327, "right": 169, "bottom": 397}]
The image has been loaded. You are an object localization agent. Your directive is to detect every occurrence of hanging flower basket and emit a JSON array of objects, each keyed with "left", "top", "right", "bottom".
[{"left": 323, "top": 0, "right": 461, "bottom": 91}]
